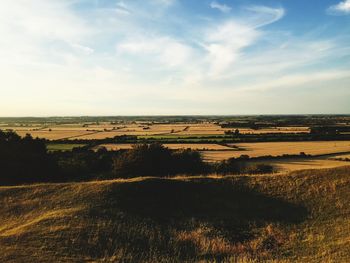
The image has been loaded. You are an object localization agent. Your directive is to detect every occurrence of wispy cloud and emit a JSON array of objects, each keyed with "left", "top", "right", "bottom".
[
  {"left": 204, "top": 21, "right": 259, "bottom": 76},
  {"left": 236, "top": 70, "right": 350, "bottom": 92},
  {"left": 117, "top": 36, "right": 193, "bottom": 68},
  {"left": 115, "top": 2, "right": 131, "bottom": 15},
  {"left": 245, "top": 5, "right": 285, "bottom": 27},
  {"left": 152, "top": 0, "right": 176, "bottom": 7},
  {"left": 200, "top": 6, "right": 284, "bottom": 77},
  {"left": 210, "top": 1, "right": 232, "bottom": 13},
  {"left": 70, "top": 43, "right": 94, "bottom": 55},
  {"left": 327, "top": 0, "right": 350, "bottom": 15}
]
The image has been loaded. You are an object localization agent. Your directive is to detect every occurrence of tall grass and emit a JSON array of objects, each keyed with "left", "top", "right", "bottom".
[{"left": 0, "top": 166, "right": 349, "bottom": 262}]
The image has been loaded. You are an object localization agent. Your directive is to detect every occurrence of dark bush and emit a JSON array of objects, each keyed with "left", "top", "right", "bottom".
[
  {"left": 52, "top": 147, "right": 120, "bottom": 181},
  {"left": 112, "top": 143, "right": 208, "bottom": 178},
  {"left": 244, "top": 163, "right": 275, "bottom": 174},
  {"left": 214, "top": 157, "right": 274, "bottom": 175},
  {"left": 0, "top": 131, "right": 57, "bottom": 185},
  {"left": 172, "top": 149, "right": 206, "bottom": 175}
]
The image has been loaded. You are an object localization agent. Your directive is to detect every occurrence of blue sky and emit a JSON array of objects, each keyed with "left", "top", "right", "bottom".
[{"left": 0, "top": 0, "right": 349, "bottom": 116}]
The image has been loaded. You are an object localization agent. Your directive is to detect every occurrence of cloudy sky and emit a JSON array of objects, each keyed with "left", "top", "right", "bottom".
[{"left": 0, "top": 0, "right": 349, "bottom": 116}]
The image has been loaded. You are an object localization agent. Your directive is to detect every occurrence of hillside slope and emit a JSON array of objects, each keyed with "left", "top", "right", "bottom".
[{"left": 0, "top": 167, "right": 350, "bottom": 262}]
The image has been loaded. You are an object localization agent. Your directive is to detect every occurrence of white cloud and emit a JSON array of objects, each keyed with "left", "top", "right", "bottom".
[
  {"left": 328, "top": 0, "right": 350, "bottom": 15},
  {"left": 0, "top": 0, "right": 93, "bottom": 69},
  {"left": 210, "top": 1, "right": 232, "bottom": 13},
  {"left": 194, "top": 6, "right": 285, "bottom": 77},
  {"left": 204, "top": 21, "right": 259, "bottom": 76},
  {"left": 0, "top": 1, "right": 89, "bottom": 41},
  {"left": 117, "top": 36, "right": 193, "bottom": 67}
]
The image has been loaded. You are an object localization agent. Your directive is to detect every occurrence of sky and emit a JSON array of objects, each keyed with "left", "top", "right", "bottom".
[{"left": 0, "top": 0, "right": 349, "bottom": 116}]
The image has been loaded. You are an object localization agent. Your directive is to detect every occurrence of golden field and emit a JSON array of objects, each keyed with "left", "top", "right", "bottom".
[
  {"left": 202, "top": 141, "right": 350, "bottom": 161},
  {"left": 0, "top": 122, "right": 311, "bottom": 140},
  {"left": 253, "top": 157, "right": 350, "bottom": 173},
  {"left": 94, "top": 142, "right": 350, "bottom": 172},
  {"left": 330, "top": 153, "right": 350, "bottom": 159},
  {"left": 98, "top": 141, "right": 350, "bottom": 160},
  {"left": 15, "top": 130, "right": 93, "bottom": 140}
]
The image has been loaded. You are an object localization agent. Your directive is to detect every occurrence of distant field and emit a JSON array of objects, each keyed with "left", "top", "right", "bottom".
[
  {"left": 330, "top": 153, "right": 350, "bottom": 159},
  {"left": 15, "top": 130, "right": 92, "bottom": 140},
  {"left": 202, "top": 141, "right": 350, "bottom": 161},
  {"left": 97, "top": 141, "right": 350, "bottom": 159},
  {"left": 0, "top": 122, "right": 312, "bottom": 140},
  {"left": 94, "top": 141, "right": 350, "bottom": 172},
  {"left": 255, "top": 157, "right": 349, "bottom": 172}
]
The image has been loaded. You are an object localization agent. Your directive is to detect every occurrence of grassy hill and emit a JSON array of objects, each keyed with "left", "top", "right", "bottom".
[{"left": 0, "top": 167, "right": 350, "bottom": 262}]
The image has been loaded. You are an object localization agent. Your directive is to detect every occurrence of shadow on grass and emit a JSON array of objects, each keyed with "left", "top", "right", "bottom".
[
  {"left": 113, "top": 178, "right": 306, "bottom": 223},
  {"left": 86, "top": 177, "right": 308, "bottom": 261}
]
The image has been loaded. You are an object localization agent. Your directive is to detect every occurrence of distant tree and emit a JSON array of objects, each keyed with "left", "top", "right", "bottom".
[
  {"left": 112, "top": 143, "right": 207, "bottom": 178},
  {"left": 0, "top": 131, "right": 57, "bottom": 185},
  {"left": 113, "top": 143, "right": 172, "bottom": 177}
]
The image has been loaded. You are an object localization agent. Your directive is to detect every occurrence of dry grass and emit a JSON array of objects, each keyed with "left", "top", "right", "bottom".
[
  {"left": 174, "top": 223, "right": 287, "bottom": 259},
  {"left": 0, "top": 166, "right": 350, "bottom": 262}
]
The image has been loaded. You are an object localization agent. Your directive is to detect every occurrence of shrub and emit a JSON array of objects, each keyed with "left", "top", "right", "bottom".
[
  {"left": 112, "top": 143, "right": 208, "bottom": 178},
  {"left": 214, "top": 158, "right": 248, "bottom": 175},
  {"left": 172, "top": 149, "right": 207, "bottom": 175},
  {"left": 0, "top": 131, "right": 57, "bottom": 185},
  {"left": 113, "top": 143, "right": 172, "bottom": 177},
  {"left": 53, "top": 147, "right": 119, "bottom": 181},
  {"left": 244, "top": 163, "right": 275, "bottom": 174},
  {"left": 214, "top": 157, "right": 274, "bottom": 175}
]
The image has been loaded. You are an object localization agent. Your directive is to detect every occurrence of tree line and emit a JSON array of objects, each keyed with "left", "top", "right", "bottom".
[{"left": 0, "top": 131, "right": 274, "bottom": 185}]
